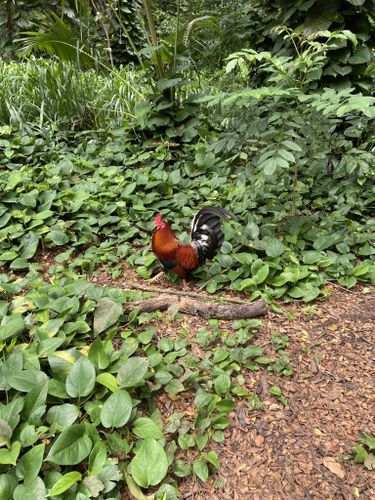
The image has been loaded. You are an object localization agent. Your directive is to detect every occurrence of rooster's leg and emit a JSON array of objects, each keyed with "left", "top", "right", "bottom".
[
  {"left": 148, "top": 271, "right": 164, "bottom": 283},
  {"left": 181, "top": 279, "right": 191, "bottom": 290}
]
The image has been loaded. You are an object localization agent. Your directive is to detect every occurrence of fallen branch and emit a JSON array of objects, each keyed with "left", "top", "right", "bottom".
[{"left": 124, "top": 294, "right": 268, "bottom": 320}]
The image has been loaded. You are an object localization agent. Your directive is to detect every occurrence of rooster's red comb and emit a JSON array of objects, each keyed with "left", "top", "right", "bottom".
[{"left": 154, "top": 213, "right": 165, "bottom": 229}]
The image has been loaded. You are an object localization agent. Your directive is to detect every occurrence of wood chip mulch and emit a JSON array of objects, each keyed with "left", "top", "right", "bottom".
[{"left": 175, "top": 285, "right": 375, "bottom": 500}]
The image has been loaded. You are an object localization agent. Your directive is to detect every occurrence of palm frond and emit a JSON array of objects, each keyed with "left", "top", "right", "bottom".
[{"left": 15, "top": 12, "right": 94, "bottom": 67}]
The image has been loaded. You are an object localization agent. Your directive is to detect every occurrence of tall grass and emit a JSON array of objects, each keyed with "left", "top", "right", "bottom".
[{"left": 0, "top": 58, "right": 148, "bottom": 130}]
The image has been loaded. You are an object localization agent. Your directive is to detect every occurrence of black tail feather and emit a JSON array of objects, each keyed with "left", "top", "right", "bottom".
[{"left": 190, "top": 206, "right": 235, "bottom": 265}]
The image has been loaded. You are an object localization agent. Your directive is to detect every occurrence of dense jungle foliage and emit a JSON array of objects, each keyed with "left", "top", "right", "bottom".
[{"left": 0, "top": 0, "right": 374, "bottom": 498}]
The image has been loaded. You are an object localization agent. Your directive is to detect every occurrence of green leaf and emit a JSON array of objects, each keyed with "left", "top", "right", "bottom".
[
  {"left": 94, "top": 298, "right": 122, "bottom": 333},
  {"left": 165, "top": 378, "right": 185, "bottom": 394},
  {"left": 49, "top": 229, "right": 69, "bottom": 246},
  {"left": 20, "top": 232, "right": 39, "bottom": 260},
  {"left": 46, "top": 404, "right": 80, "bottom": 428},
  {"left": 0, "top": 473, "right": 18, "bottom": 499},
  {"left": 117, "top": 357, "right": 148, "bottom": 388},
  {"left": 22, "top": 380, "right": 48, "bottom": 425},
  {"left": 361, "top": 433, "right": 375, "bottom": 450},
  {"left": 178, "top": 434, "right": 195, "bottom": 449},
  {"left": 313, "top": 234, "right": 341, "bottom": 251},
  {"left": 88, "top": 441, "right": 107, "bottom": 475},
  {"left": 130, "top": 438, "right": 168, "bottom": 488},
  {"left": 252, "top": 263, "right": 269, "bottom": 284},
  {"left": 88, "top": 338, "right": 110, "bottom": 370},
  {"left": 261, "top": 158, "right": 278, "bottom": 175},
  {"left": 100, "top": 390, "right": 133, "bottom": 428},
  {"left": 0, "top": 251, "right": 18, "bottom": 261},
  {"left": 66, "top": 357, "right": 96, "bottom": 398},
  {"left": 133, "top": 417, "right": 164, "bottom": 439},
  {"left": 339, "top": 276, "right": 357, "bottom": 288},
  {"left": 214, "top": 373, "right": 231, "bottom": 395},
  {"left": 205, "top": 450, "right": 220, "bottom": 469},
  {"left": 96, "top": 373, "right": 119, "bottom": 392},
  {"left": 47, "top": 471, "right": 81, "bottom": 497},
  {"left": 193, "top": 459, "right": 209, "bottom": 482},
  {"left": 16, "top": 444, "right": 45, "bottom": 485},
  {"left": 46, "top": 424, "right": 92, "bottom": 465},
  {"left": 0, "top": 315, "right": 25, "bottom": 341},
  {"left": 13, "top": 477, "right": 47, "bottom": 500},
  {"left": 264, "top": 237, "right": 284, "bottom": 257},
  {"left": 0, "top": 441, "right": 21, "bottom": 465},
  {"left": 349, "top": 45, "right": 371, "bottom": 64},
  {"left": 7, "top": 369, "right": 48, "bottom": 392}
]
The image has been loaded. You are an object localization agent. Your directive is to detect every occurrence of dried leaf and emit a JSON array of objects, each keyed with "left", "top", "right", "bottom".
[
  {"left": 364, "top": 453, "right": 375, "bottom": 470},
  {"left": 323, "top": 457, "right": 345, "bottom": 479}
]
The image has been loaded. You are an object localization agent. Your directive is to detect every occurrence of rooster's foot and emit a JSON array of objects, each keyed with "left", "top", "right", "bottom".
[{"left": 148, "top": 271, "right": 164, "bottom": 283}]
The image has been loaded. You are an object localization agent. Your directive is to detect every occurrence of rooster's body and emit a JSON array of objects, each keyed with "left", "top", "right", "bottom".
[{"left": 152, "top": 206, "right": 235, "bottom": 279}]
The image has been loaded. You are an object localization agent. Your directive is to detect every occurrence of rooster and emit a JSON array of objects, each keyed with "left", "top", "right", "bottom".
[{"left": 151, "top": 206, "right": 235, "bottom": 281}]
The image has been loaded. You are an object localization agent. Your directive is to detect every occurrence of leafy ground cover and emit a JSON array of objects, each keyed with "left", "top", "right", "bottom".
[{"left": 1, "top": 116, "right": 374, "bottom": 303}]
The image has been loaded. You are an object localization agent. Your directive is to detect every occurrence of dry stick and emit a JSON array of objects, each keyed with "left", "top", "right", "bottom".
[
  {"left": 123, "top": 294, "right": 268, "bottom": 320},
  {"left": 122, "top": 283, "right": 250, "bottom": 305}
]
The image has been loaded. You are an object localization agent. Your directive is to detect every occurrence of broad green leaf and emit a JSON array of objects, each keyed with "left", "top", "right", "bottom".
[
  {"left": 133, "top": 417, "right": 164, "bottom": 439},
  {"left": 13, "top": 477, "right": 47, "bottom": 500},
  {"left": 130, "top": 438, "right": 168, "bottom": 488},
  {"left": 205, "top": 450, "right": 220, "bottom": 469},
  {"left": 0, "top": 315, "right": 25, "bottom": 341},
  {"left": 193, "top": 459, "right": 209, "bottom": 482},
  {"left": 20, "top": 232, "right": 39, "bottom": 260},
  {"left": 264, "top": 237, "right": 284, "bottom": 257},
  {"left": 0, "top": 473, "right": 18, "bottom": 500},
  {"left": 96, "top": 373, "right": 119, "bottom": 392},
  {"left": 0, "top": 251, "right": 17, "bottom": 261},
  {"left": 252, "top": 263, "right": 269, "bottom": 284},
  {"left": 313, "top": 234, "right": 341, "bottom": 251},
  {"left": 46, "top": 424, "right": 92, "bottom": 465},
  {"left": 46, "top": 404, "right": 80, "bottom": 428},
  {"left": 260, "top": 157, "right": 278, "bottom": 175},
  {"left": 339, "top": 276, "right": 357, "bottom": 288},
  {"left": 66, "top": 357, "right": 96, "bottom": 398},
  {"left": 7, "top": 369, "right": 48, "bottom": 392},
  {"left": 117, "top": 357, "right": 148, "bottom": 388},
  {"left": 0, "top": 441, "right": 21, "bottom": 465},
  {"left": 49, "top": 229, "right": 69, "bottom": 246},
  {"left": 164, "top": 379, "right": 185, "bottom": 394},
  {"left": 215, "top": 399, "right": 235, "bottom": 413},
  {"left": 47, "top": 471, "right": 81, "bottom": 497},
  {"left": 93, "top": 298, "right": 122, "bottom": 333},
  {"left": 16, "top": 444, "right": 45, "bottom": 485},
  {"left": 88, "top": 338, "right": 110, "bottom": 370},
  {"left": 214, "top": 374, "right": 231, "bottom": 395},
  {"left": 19, "top": 425, "right": 39, "bottom": 447},
  {"left": 352, "top": 264, "right": 369, "bottom": 276},
  {"left": 22, "top": 380, "right": 48, "bottom": 425},
  {"left": 100, "top": 390, "right": 133, "bottom": 428},
  {"left": 88, "top": 441, "right": 107, "bottom": 475}
]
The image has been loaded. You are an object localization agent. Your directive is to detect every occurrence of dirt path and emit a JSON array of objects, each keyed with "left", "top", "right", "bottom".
[{"left": 89, "top": 265, "right": 375, "bottom": 500}]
